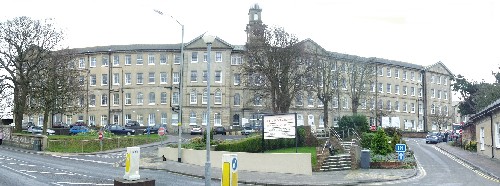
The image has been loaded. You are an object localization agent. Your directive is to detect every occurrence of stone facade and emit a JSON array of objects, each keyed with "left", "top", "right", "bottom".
[{"left": 21, "top": 6, "right": 454, "bottom": 134}]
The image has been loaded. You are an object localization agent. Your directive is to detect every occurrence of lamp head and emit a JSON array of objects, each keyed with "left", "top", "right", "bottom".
[{"left": 203, "top": 34, "right": 216, "bottom": 44}]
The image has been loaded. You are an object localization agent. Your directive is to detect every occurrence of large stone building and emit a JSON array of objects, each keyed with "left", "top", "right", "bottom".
[{"left": 22, "top": 5, "right": 454, "bottom": 133}]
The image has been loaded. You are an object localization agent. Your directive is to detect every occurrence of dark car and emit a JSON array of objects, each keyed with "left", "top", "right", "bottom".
[
  {"left": 69, "top": 126, "right": 90, "bottom": 135},
  {"left": 22, "top": 122, "right": 35, "bottom": 130},
  {"left": 52, "top": 121, "right": 69, "bottom": 128},
  {"left": 426, "top": 132, "right": 443, "bottom": 144},
  {"left": 108, "top": 125, "right": 135, "bottom": 135},
  {"left": 214, "top": 126, "right": 226, "bottom": 135},
  {"left": 70, "top": 121, "right": 87, "bottom": 128},
  {"left": 143, "top": 124, "right": 168, "bottom": 134},
  {"left": 125, "top": 121, "right": 141, "bottom": 128}
]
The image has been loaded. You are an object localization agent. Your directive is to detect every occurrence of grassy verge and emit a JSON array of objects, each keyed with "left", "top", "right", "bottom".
[
  {"left": 45, "top": 132, "right": 163, "bottom": 153},
  {"left": 265, "top": 146, "right": 317, "bottom": 168}
]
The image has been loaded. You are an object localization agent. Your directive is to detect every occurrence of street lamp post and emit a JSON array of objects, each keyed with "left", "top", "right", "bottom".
[
  {"left": 107, "top": 50, "right": 112, "bottom": 127},
  {"left": 154, "top": 9, "right": 184, "bottom": 163},
  {"left": 203, "top": 34, "right": 215, "bottom": 186}
]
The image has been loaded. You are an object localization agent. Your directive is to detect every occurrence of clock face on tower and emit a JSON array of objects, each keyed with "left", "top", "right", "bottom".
[{"left": 253, "top": 13, "right": 259, "bottom": 20}]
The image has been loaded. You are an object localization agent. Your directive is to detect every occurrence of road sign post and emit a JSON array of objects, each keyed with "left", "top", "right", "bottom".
[
  {"left": 99, "top": 131, "right": 103, "bottom": 151},
  {"left": 158, "top": 127, "right": 165, "bottom": 145},
  {"left": 395, "top": 144, "right": 406, "bottom": 161}
]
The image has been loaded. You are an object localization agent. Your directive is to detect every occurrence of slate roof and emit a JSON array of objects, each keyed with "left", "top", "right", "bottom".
[
  {"left": 73, "top": 44, "right": 181, "bottom": 54},
  {"left": 469, "top": 98, "right": 500, "bottom": 122}
]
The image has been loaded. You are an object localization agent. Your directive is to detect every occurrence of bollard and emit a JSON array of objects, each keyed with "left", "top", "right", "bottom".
[
  {"left": 222, "top": 154, "right": 238, "bottom": 186},
  {"left": 123, "top": 147, "right": 141, "bottom": 181}
]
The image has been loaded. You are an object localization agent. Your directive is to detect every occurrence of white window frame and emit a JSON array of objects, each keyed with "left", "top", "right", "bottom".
[
  {"left": 136, "top": 92, "right": 144, "bottom": 105},
  {"left": 148, "top": 54, "right": 155, "bottom": 65},
  {"left": 202, "top": 89, "right": 208, "bottom": 105},
  {"left": 125, "top": 93, "right": 131, "bottom": 105},
  {"left": 148, "top": 72, "right": 155, "bottom": 84},
  {"left": 190, "top": 90, "right": 197, "bottom": 104},
  {"left": 161, "top": 92, "right": 167, "bottom": 104},
  {"left": 125, "top": 55, "right": 132, "bottom": 65},
  {"left": 160, "top": 72, "right": 168, "bottom": 84},
  {"left": 173, "top": 72, "right": 180, "bottom": 84},
  {"left": 125, "top": 73, "right": 131, "bottom": 85},
  {"left": 214, "top": 90, "right": 222, "bottom": 105},
  {"left": 215, "top": 71, "right": 222, "bottom": 83},
  {"left": 160, "top": 54, "right": 167, "bottom": 64},
  {"left": 191, "top": 52, "right": 198, "bottom": 63},
  {"left": 215, "top": 52, "right": 222, "bottom": 62},
  {"left": 90, "top": 57, "right": 96, "bottom": 67}
]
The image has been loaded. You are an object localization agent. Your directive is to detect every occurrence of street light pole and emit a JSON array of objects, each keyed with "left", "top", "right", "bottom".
[
  {"left": 154, "top": 9, "right": 184, "bottom": 163},
  {"left": 203, "top": 34, "right": 215, "bottom": 186},
  {"left": 108, "top": 50, "right": 112, "bottom": 127}
]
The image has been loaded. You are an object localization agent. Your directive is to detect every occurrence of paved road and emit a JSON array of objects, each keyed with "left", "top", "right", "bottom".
[
  {"left": 365, "top": 138, "right": 499, "bottom": 186},
  {"left": 0, "top": 146, "right": 220, "bottom": 186}
]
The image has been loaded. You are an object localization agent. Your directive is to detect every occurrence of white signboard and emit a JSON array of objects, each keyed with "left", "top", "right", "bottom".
[
  {"left": 382, "top": 117, "right": 390, "bottom": 128},
  {"left": 391, "top": 117, "right": 400, "bottom": 128},
  {"left": 263, "top": 114, "right": 296, "bottom": 139}
]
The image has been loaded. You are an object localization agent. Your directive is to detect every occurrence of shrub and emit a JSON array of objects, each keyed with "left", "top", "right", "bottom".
[
  {"left": 360, "top": 132, "right": 375, "bottom": 149},
  {"left": 338, "top": 115, "right": 370, "bottom": 136},
  {"left": 371, "top": 129, "right": 392, "bottom": 155}
]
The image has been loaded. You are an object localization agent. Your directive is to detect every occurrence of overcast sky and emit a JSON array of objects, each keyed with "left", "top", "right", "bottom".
[{"left": 2, "top": 0, "right": 499, "bottom": 94}]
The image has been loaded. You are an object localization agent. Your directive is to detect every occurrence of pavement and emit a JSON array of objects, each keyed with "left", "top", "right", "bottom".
[
  {"left": 3, "top": 137, "right": 500, "bottom": 185},
  {"left": 435, "top": 141, "right": 500, "bottom": 182}
]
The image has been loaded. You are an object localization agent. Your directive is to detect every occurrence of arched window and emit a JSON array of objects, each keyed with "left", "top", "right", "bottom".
[{"left": 232, "top": 114, "right": 240, "bottom": 126}]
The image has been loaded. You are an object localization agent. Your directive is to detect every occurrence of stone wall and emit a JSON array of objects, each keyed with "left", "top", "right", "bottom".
[
  {"left": 401, "top": 131, "right": 427, "bottom": 138},
  {"left": 0, "top": 125, "right": 47, "bottom": 150}
]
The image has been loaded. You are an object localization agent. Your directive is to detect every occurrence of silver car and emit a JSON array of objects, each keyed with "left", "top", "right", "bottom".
[{"left": 28, "top": 126, "right": 55, "bottom": 135}]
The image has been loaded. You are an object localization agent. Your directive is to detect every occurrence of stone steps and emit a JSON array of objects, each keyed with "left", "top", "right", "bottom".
[{"left": 320, "top": 154, "right": 352, "bottom": 171}]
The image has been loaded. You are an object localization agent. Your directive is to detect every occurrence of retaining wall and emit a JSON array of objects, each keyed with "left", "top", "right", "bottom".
[{"left": 158, "top": 147, "right": 312, "bottom": 175}]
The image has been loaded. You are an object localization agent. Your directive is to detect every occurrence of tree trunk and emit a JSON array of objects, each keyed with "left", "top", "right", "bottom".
[{"left": 323, "top": 100, "right": 329, "bottom": 127}]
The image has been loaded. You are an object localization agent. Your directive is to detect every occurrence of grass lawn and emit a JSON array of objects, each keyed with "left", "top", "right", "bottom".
[
  {"left": 45, "top": 133, "right": 163, "bottom": 153},
  {"left": 265, "top": 146, "right": 317, "bottom": 168}
]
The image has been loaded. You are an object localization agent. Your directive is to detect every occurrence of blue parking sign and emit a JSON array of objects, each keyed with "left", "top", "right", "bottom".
[
  {"left": 398, "top": 152, "right": 405, "bottom": 161},
  {"left": 395, "top": 144, "right": 406, "bottom": 152}
]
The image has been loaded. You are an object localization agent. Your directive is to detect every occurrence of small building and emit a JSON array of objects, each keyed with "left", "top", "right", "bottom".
[{"left": 468, "top": 99, "right": 500, "bottom": 160}]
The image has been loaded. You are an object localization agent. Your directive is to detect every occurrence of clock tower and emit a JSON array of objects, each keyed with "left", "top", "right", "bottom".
[{"left": 245, "top": 4, "right": 266, "bottom": 42}]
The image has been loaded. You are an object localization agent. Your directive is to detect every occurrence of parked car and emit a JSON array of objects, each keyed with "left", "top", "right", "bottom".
[
  {"left": 125, "top": 121, "right": 141, "bottom": 128},
  {"left": 426, "top": 132, "right": 443, "bottom": 144},
  {"left": 143, "top": 124, "right": 168, "bottom": 134},
  {"left": 69, "top": 126, "right": 90, "bottom": 135},
  {"left": 70, "top": 121, "right": 87, "bottom": 128},
  {"left": 52, "top": 121, "right": 69, "bottom": 128},
  {"left": 190, "top": 125, "right": 203, "bottom": 135},
  {"left": 108, "top": 125, "right": 135, "bottom": 135},
  {"left": 27, "top": 126, "right": 55, "bottom": 135},
  {"left": 214, "top": 126, "right": 226, "bottom": 135},
  {"left": 242, "top": 127, "right": 255, "bottom": 135},
  {"left": 22, "top": 122, "right": 35, "bottom": 130}
]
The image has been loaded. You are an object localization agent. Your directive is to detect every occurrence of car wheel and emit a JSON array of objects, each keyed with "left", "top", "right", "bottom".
[{"left": 127, "top": 132, "right": 131, "bottom": 135}]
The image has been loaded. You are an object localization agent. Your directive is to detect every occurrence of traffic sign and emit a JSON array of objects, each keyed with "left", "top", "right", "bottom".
[
  {"left": 398, "top": 152, "right": 405, "bottom": 161},
  {"left": 99, "top": 131, "right": 103, "bottom": 140},
  {"left": 395, "top": 144, "right": 406, "bottom": 152},
  {"left": 231, "top": 157, "right": 238, "bottom": 171},
  {"left": 370, "top": 125, "right": 376, "bottom": 131},
  {"left": 158, "top": 127, "right": 165, "bottom": 136}
]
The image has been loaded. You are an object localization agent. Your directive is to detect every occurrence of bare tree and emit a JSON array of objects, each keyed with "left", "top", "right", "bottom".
[
  {"left": 308, "top": 48, "right": 341, "bottom": 127},
  {"left": 28, "top": 49, "right": 85, "bottom": 134},
  {"left": 0, "top": 16, "right": 64, "bottom": 132},
  {"left": 243, "top": 26, "right": 313, "bottom": 114},
  {"left": 343, "top": 56, "right": 376, "bottom": 115},
  {"left": 429, "top": 109, "right": 452, "bottom": 132}
]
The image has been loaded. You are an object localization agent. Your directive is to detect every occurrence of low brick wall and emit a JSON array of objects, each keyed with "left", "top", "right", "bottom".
[
  {"left": 1, "top": 125, "right": 47, "bottom": 150},
  {"left": 158, "top": 147, "right": 312, "bottom": 175}
]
